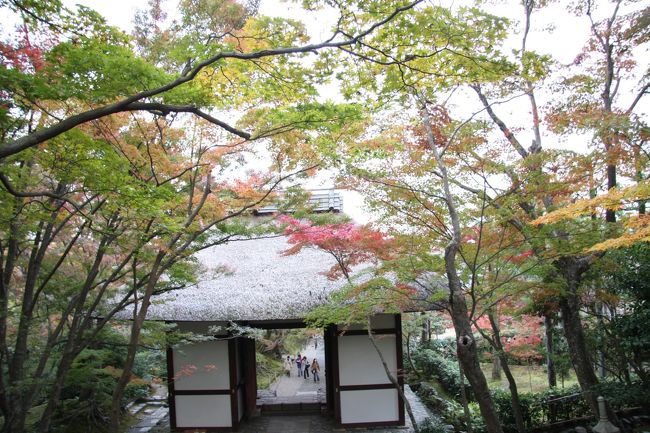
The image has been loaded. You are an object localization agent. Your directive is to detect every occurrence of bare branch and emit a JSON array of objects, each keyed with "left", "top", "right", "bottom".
[{"left": 471, "top": 85, "right": 529, "bottom": 159}]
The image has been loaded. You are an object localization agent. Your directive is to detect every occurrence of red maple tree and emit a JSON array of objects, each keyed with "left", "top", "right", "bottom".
[
  {"left": 475, "top": 313, "right": 544, "bottom": 362},
  {"left": 278, "top": 215, "right": 394, "bottom": 280}
]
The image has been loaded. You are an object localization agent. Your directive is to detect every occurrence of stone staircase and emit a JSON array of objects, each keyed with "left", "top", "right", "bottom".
[
  {"left": 256, "top": 389, "right": 326, "bottom": 415},
  {"left": 126, "top": 385, "right": 168, "bottom": 433}
]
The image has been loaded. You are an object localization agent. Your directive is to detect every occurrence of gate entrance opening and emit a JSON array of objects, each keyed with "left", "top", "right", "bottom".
[
  {"left": 166, "top": 314, "right": 404, "bottom": 431},
  {"left": 255, "top": 328, "right": 327, "bottom": 414}
]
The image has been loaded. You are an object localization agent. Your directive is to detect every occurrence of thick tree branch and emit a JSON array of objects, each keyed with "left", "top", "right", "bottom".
[
  {"left": 471, "top": 85, "right": 529, "bottom": 159},
  {"left": 125, "top": 103, "right": 251, "bottom": 139},
  {"left": 626, "top": 82, "right": 650, "bottom": 115}
]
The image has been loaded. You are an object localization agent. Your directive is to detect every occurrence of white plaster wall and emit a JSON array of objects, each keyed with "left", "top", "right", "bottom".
[
  {"left": 340, "top": 389, "right": 399, "bottom": 424},
  {"left": 338, "top": 334, "right": 397, "bottom": 386},
  {"left": 174, "top": 395, "right": 232, "bottom": 428},
  {"left": 173, "top": 339, "right": 230, "bottom": 390}
]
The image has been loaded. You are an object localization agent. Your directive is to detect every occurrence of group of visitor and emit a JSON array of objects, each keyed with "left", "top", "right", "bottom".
[{"left": 283, "top": 352, "right": 320, "bottom": 382}]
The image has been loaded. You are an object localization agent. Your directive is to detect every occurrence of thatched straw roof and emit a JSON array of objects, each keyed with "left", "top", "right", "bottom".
[
  {"left": 113, "top": 225, "right": 445, "bottom": 323},
  {"left": 138, "top": 236, "right": 348, "bottom": 322}
]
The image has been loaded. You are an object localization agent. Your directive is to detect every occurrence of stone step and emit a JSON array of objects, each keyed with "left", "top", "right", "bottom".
[
  {"left": 259, "top": 402, "right": 324, "bottom": 415},
  {"left": 127, "top": 403, "right": 146, "bottom": 415}
]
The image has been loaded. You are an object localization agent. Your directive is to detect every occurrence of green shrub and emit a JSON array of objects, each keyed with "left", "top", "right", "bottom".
[
  {"left": 256, "top": 352, "right": 283, "bottom": 389},
  {"left": 429, "top": 399, "right": 487, "bottom": 433},
  {"left": 487, "top": 381, "right": 648, "bottom": 432},
  {"left": 419, "top": 416, "right": 452, "bottom": 433},
  {"left": 416, "top": 382, "right": 453, "bottom": 412},
  {"left": 133, "top": 349, "right": 167, "bottom": 381},
  {"left": 53, "top": 347, "right": 152, "bottom": 432},
  {"left": 416, "top": 383, "right": 481, "bottom": 433},
  {"left": 594, "top": 380, "right": 650, "bottom": 409},
  {"left": 489, "top": 385, "right": 590, "bottom": 430},
  {"left": 421, "top": 338, "right": 457, "bottom": 356},
  {"left": 490, "top": 389, "right": 536, "bottom": 433},
  {"left": 55, "top": 350, "right": 117, "bottom": 430},
  {"left": 124, "top": 379, "right": 151, "bottom": 403},
  {"left": 433, "top": 396, "right": 466, "bottom": 431},
  {"left": 467, "top": 402, "right": 488, "bottom": 433},
  {"left": 412, "top": 348, "right": 464, "bottom": 397}
]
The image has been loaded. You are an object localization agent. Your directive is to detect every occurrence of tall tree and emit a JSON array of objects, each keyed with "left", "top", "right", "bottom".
[
  {"left": 468, "top": 0, "right": 648, "bottom": 416},
  {"left": 322, "top": 4, "right": 518, "bottom": 432}
]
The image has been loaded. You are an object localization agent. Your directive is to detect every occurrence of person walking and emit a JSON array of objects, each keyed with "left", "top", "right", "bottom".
[
  {"left": 311, "top": 358, "right": 320, "bottom": 382},
  {"left": 283, "top": 355, "right": 292, "bottom": 377},
  {"left": 302, "top": 355, "right": 310, "bottom": 379},
  {"left": 296, "top": 353, "right": 303, "bottom": 377}
]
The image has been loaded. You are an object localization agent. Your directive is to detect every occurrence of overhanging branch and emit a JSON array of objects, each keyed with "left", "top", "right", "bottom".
[{"left": 0, "top": 0, "right": 424, "bottom": 159}]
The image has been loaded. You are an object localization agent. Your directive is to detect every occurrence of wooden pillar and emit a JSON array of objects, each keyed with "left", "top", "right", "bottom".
[
  {"left": 242, "top": 338, "right": 257, "bottom": 418},
  {"left": 166, "top": 345, "right": 178, "bottom": 430},
  {"left": 324, "top": 325, "right": 335, "bottom": 414},
  {"left": 395, "top": 313, "right": 405, "bottom": 425},
  {"left": 229, "top": 338, "right": 239, "bottom": 431}
]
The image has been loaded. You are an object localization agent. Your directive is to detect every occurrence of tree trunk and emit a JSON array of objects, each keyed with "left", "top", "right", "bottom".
[
  {"left": 36, "top": 349, "right": 78, "bottom": 432},
  {"left": 544, "top": 313, "right": 557, "bottom": 388},
  {"left": 486, "top": 312, "right": 525, "bottom": 433},
  {"left": 557, "top": 258, "right": 600, "bottom": 418},
  {"left": 605, "top": 163, "right": 617, "bottom": 223},
  {"left": 422, "top": 104, "right": 503, "bottom": 433},
  {"left": 0, "top": 211, "right": 21, "bottom": 425},
  {"left": 442, "top": 195, "right": 504, "bottom": 433},
  {"left": 597, "top": 303, "right": 607, "bottom": 379},
  {"left": 108, "top": 253, "right": 164, "bottom": 433},
  {"left": 499, "top": 354, "right": 526, "bottom": 432},
  {"left": 38, "top": 239, "right": 110, "bottom": 433},
  {"left": 405, "top": 333, "right": 421, "bottom": 377},
  {"left": 4, "top": 218, "right": 56, "bottom": 433},
  {"left": 458, "top": 360, "right": 473, "bottom": 433},
  {"left": 449, "top": 284, "right": 503, "bottom": 433},
  {"left": 2, "top": 399, "right": 28, "bottom": 433},
  {"left": 492, "top": 349, "right": 502, "bottom": 380},
  {"left": 421, "top": 312, "right": 429, "bottom": 344}
]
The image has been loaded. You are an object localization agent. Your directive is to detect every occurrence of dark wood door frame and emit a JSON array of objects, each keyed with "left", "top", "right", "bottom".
[
  {"left": 241, "top": 337, "right": 257, "bottom": 419},
  {"left": 324, "top": 324, "right": 335, "bottom": 414}
]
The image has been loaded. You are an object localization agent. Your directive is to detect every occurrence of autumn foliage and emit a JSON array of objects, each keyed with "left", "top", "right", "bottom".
[
  {"left": 475, "top": 314, "right": 544, "bottom": 362},
  {"left": 278, "top": 215, "right": 394, "bottom": 280}
]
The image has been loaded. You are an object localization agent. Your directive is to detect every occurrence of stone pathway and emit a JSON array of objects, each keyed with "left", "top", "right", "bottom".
[
  {"left": 126, "top": 384, "right": 169, "bottom": 433},
  {"left": 257, "top": 338, "right": 326, "bottom": 406},
  {"left": 404, "top": 384, "right": 433, "bottom": 426},
  {"left": 127, "top": 406, "right": 168, "bottom": 433}
]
